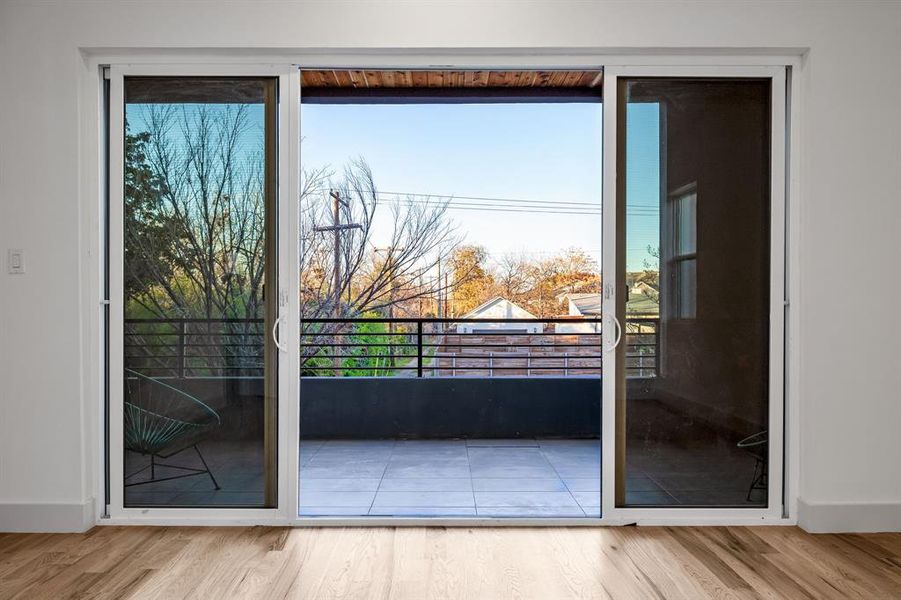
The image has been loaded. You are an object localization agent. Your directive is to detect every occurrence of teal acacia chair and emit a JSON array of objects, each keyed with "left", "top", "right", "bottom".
[{"left": 124, "top": 368, "right": 222, "bottom": 490}]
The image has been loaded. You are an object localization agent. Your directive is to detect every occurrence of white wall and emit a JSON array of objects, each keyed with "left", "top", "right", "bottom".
[{"left": 1, "top": 0, "right": 899, "bottom": 533}]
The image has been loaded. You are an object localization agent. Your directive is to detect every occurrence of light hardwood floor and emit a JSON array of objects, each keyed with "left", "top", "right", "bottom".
[{"left": 1, "top": 526, "right": 899, "bottom": 599}]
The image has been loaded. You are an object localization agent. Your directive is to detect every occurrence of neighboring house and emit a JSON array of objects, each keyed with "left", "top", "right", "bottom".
[
  {"left": 457, "top": 297, "right": 543, "bottom": 334},
  {"left": 557, "top": 287, "right": 660, "bottom": 333},
  {"left": 562, "top": 287, "right": 660, "bottom": 318},
  {"left": 559, "top": 293, "right": 603, "bottom": 333},
  {"left": 565, "top": 292, "right": 603, "bottom": 318}
]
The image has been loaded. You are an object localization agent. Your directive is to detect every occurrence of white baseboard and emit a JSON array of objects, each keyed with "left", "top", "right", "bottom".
[
  {"left": 0, "top": 499, "right": 95, "bottom": 533},
  {"left": 798, "top": 498, "right": 901, "bottom": 533}
]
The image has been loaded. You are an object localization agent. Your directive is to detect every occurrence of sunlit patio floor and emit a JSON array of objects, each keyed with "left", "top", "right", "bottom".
[{"left": 299, "top": 438, "right": 601, "bottom": 517}]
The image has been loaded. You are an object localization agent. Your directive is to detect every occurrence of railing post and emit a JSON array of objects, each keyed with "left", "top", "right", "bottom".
[
  {"left": 564, "top": 352, "right": 568, "bottom": 376},
  {"left": 489, "top": 351, "right": 493, "bottom": 377},
  {"left": 417, "top": 320, "right": 423, "bottom": 378},
  {"left": 178, "top": 320, "right": 186, "bottom": 379}
]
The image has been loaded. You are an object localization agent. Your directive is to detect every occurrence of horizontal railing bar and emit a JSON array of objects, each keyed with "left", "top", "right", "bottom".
[
  {"left": 299, "top": 342, "right": 419, "bottom": 348},
  {"left": 125, "top": 318, "right": 266, "bottom": 324},
  {"left": 303, "top": 317, "right": 602, "bottom": 324},
  {"left": 304, "top": 331, "right": 607, "bottom": 337},
  {"left": 311, "top": 355, "right": 605, "bottom": 361},
  {"left": 125, "top": 343, "right": 264, "bottom": 348},
  {"left": 422, "top": 343, "right": 602, "bottom": 348},
  {"left": 126, "top": 341, "right": 653, "bottom": 348},
  {"left": 125, "top": 356, "right": 262, "bottom": 360},
  {"left": 303, "top": 366, "right": 604, "bottom": 371},
  {"left": 123, "top": 314, "right": 659, "bottom": 378},
  {"left": 124, "top": 332, "right": 265, "bottom": 337},
  {"left": 125, "top": 316, "right": 657, "bottom": 324}
]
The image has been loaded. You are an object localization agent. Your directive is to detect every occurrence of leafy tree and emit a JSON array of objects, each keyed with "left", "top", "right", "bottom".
[
  {"left": 449, "top": 245, "right": 494, "bottom": 315},
  {"left": 123, "top": 125, "right": 179, "bottom": 302}
]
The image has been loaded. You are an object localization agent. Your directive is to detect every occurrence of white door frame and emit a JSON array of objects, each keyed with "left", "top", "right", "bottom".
[
  {"left": 600, "top": 65, "right": 787, "bottom": 525},
  {"left": 106, "top": 63, "right": 300, "bottom": 524},
  {"left": 93, "top": 54, "right": 796, "bottom": 527}
]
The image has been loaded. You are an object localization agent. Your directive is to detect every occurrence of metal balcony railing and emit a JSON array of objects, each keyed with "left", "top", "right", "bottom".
[{"left": 124, "top": 316, "right": 659, "bottom": 378}]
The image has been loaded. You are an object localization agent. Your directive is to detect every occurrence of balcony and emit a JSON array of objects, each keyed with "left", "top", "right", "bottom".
[{"left": 123, "top": 316, "right": 763, "bottom": 514}]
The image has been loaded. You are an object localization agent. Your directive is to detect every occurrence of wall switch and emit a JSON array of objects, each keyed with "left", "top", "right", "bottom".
[{"left": 8, "top": 249, "right": 25, "bottom": 274}]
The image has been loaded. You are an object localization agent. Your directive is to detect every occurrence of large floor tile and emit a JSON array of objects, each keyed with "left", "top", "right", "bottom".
[
  {"left": 383, "top": 462, "right": 470, "bottom": 478},
  {"left": 472, "top": 478, "right": 566, "bottom": 492},
  {"left": 467, "top": 447, "right": 549, "bottom": 463},
  {"left": 300, "top": 478, "right": 382, "bottom": 492},
  {"left": 569, "top": 490, "right": 601, "bottom": 508},
  {"left": 474, "top": 491, "right": 581, "bottom": 508},
  {"left": 372, "top": 491, "right": 474, "bottom": 508},
  {"left": 368, "top": 506, "right": 477, "bottom": 517},
  {"left": 552, "top": 467, "right": 601, "bottom": 479},
  {"left": 470, "top": 464, "right": 559, "bottom": 478},
  {"left": 562, "top": 478, "right": 601, "bottom": 492},
  {"left": 466, "top": 439, "right": 539, "bottom": 447},
  {"left": 299, "top": 506, "right": 371, "bottom": 516},
  {"left": 301, "top": 464, "right": 388, "bottom": 478},
  {"left": 378, "top": 477, "right": 473, "bottom": 492},
  {"left": 300, "top": 490, "right": 377, "bottom": 507},
  {"left": 476, "top": 506, "right": 586, "bottom": 517}
]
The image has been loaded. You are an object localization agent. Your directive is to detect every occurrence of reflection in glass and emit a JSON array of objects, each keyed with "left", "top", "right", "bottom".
[
  {"left": 618, "top": 79, "right": 770, "bottom": 507},
  {"left": 122, "top": 77, "right": 278, "bottom": 507}
]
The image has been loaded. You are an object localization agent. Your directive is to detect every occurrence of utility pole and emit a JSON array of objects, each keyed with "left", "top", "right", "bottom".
[{"left": 314, "top": 190, "right": 361, "bottom": 376}]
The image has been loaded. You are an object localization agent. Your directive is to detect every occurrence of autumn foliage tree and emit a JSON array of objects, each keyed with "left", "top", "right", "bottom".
[{"left": 448, "top": 246, "right": 602, "bottom": 318}]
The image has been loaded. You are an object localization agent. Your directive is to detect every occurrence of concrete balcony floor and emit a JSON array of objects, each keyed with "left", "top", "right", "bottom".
[{"left": 299, "top": 438, "right": 602, "bottom": 517}]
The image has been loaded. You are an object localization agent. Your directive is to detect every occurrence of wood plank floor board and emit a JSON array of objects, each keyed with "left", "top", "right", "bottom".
[{"left": 0, "top": 526, "right": 899, "bottom": 600}]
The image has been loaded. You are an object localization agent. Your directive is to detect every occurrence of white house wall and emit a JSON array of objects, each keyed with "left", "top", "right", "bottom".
[{"left": 0, "top": 0, "right": 900, "bottom": 532}]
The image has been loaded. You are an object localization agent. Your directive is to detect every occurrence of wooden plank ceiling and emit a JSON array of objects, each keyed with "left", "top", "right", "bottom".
[{"left": 301, "top": 70, "right": 603, "bottom": 89}]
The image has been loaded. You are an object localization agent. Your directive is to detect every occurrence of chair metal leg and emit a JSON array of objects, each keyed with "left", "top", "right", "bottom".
[
  {"left": 124, "top": 446, "right": 220, "bottom": 490},
  {"left": 747, "top": 458, "right": 767, "bottom": 502},
  {"left": 193, "top": 444, "right": 221, "bottom": 490}
]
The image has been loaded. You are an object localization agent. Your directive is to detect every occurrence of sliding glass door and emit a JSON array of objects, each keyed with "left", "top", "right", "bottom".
[
  {"left": 115, "top": 76, "right": 280, "bottom": 508},
  {"left": 104, "top": 62, "right": 784, "bottom": 523},
  {"left": 603, "top": 68, "right": 785, "bottom": 516}
]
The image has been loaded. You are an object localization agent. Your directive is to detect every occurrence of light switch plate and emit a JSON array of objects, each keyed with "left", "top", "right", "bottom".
[{"left": 8, "top": 249, "right": 25, "bottom": 274}]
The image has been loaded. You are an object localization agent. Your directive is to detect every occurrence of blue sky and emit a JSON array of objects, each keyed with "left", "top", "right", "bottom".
[
  {"left": 301, "top": 102, "right": 606, "bottom": 268},
  {"left": 301, "top": 101, "right": 660, "bottom": 273}
]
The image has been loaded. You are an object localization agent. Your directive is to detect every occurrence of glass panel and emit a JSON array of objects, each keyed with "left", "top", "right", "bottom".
[
  {"left": 122, "top": 77, "right": 278, "bottom": 507},
  {"left": 298, "top": 85, "right": 603, "bottom": 518},
  {"left": 618, "top": 78, "right": 770, "bottom": 507},
  {"left": 674, "top": 188, "right": 697, "bottom": 256}
]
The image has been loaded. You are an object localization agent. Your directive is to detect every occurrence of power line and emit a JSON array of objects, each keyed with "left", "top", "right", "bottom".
[
  {"left": 311, "top": 186, "right": 662, "bottom": 210},
  {"left": 315, "top": 187, "right": 654, "bottom": 209},
  {"left": 306, "top": 187, "right": 662, "bottom": 216}
]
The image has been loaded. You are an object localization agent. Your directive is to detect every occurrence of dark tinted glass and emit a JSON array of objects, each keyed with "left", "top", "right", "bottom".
[{"left": 618, "top": 79, "right": 770, "bottom": 507}]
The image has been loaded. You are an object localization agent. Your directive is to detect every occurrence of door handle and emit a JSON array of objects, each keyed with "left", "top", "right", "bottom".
[
  {"left": 272, "top": 314, "right": 287, "bottom": 353},
  {"left": 604, "top": 314, "right": 622, "bottom": 352}
]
